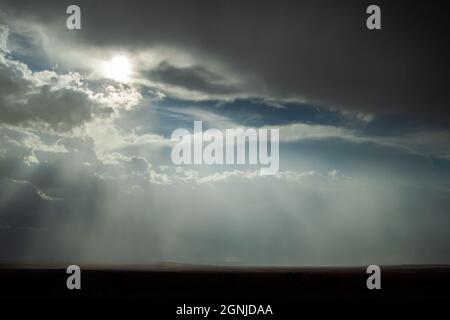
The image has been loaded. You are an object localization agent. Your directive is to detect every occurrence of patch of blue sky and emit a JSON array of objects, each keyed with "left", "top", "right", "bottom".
[{"left": 159, "top": 98, "right": 338, "bottom": 125}]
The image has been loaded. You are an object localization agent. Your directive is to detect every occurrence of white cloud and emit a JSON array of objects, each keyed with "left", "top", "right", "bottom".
[
  {"left": 0, "top": 25, "right": 10, "bottom": 53},
  {"left": 8, "top": 178, "right": 63, "bottom": 201},
  {"left": 0, "top": 51, "right": 114, "bottom": 131},
  {"left": 268, "top": 123, "right": 360, "bottom": 143}
]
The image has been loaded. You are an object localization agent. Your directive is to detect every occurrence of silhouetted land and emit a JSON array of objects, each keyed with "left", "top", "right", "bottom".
[{"left": 0, "top": 264, "right": 449, "bottom": 315}]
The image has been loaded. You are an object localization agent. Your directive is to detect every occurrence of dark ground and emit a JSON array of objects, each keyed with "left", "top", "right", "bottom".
[{"left": 1, "top": 264, "right": 449, "bottom": 316}]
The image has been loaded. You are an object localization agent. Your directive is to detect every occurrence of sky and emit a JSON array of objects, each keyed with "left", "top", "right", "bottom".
[{"left": 0, "top": 0, "right": 449, "bottom": 266}]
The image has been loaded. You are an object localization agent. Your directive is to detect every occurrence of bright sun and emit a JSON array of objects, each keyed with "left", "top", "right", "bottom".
[{"left": 103, "top": 55, "right": 132, "bottom": 82}]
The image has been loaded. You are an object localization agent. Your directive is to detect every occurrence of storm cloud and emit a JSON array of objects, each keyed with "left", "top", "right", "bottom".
[{"left": 1, "top": 0, "right": 449, "bottom": 123}]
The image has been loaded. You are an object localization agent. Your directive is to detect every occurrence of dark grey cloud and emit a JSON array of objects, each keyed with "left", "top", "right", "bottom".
[
  {"left": 1, "top": 0, "right": 448, "bottom": 124},
  {"left": 4, "top": 85, "right": 109, "bottom": 131},
  {"left": 0, "top": 56, "right": 30, "bottom": 96},
  {"left": 144, "top": 62, "right": 240, "bottom": 95}
]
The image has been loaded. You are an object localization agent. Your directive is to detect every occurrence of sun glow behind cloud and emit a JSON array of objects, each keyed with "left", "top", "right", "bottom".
[{"left": 102, "top": 55, "right": 132, "bottom": 82}]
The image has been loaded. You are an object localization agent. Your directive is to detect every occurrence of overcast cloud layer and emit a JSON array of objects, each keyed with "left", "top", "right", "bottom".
[{"left": 0, "top": 0, "right": 449, "bottom": 266}]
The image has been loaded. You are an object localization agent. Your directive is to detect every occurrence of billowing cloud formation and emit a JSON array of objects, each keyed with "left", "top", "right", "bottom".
[{"left": 0, "top": 52, "right": 112, "bottom": 131}]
